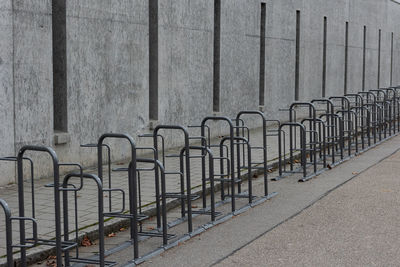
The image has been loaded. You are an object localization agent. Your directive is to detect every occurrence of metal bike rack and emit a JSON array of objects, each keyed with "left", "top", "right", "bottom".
[
  {"left": 0, "top": 198, "right": 13, "bottom": 267},
  {"left": 382, "top": 87, "right": 399, "bottom": 133},
  {"left": 0, "top": 198, "right": 37, "bottom": 267},
  {"left": 329, "top": 96, "right": 354, "bottom": 157},
  {"left": 232, "top": 118, "right": 249, "bottom": 176},
  {"left": 83, "top": 134, "right": 171, "bottom": 260},
  {"left": 89, "top": 133, "right": 142, "bottom": 259},
  {"left": 311, "top": 99, "right": 338, "bottom": 165},
  {"left": 358, "top": 91, "right": 380, "bottom": 144},
  {"left": 218, "top": 136, "right": 254, "bottom": 204},
  {"left": 112, "top": 157, "right": 177, "bottom": 262},
  {"left": 178, "top": 146, "right": 220, "bottom": 221},
  {"left": 353, "top": 103, "right": 371, "bottom": 150},
  {"left": 319, "top": 113, "right": 344, "bottom": 162},
  {"left": 127, "top": 148, "right": 157, "bottom": 235},
  {"left": 6, "top": 148, "right": 96, "bottom": 266},
  {"left": 152, "top": 125, "right": 194, "bottom": 233},
  {"left": 390, "top": 87, "right": 400, "bottom": 132},
  {"left": 300, "top": 117, "right": 327, "bottom": 169},
  {"left": 200, "top": 117, "right": 237, "bottom": 212},
  {"left": 0, "top": 156, "right": 36, "bottom": 231},
  {"left": 0, "top": 156, "right": 82, "bottom": 267},
  {"left": 274, "top": 122, "right": 308, "bottom": 181},
  {"left": 134, "top": 158, "right": 175, "bottom": 246},
  {"left": 235, "top": 111, "right": 277, "bottom": 199},
  {"left": 14, "top": 146, "right": 84, "bottom": 266},
  {"left": 289, "top": 102, "right": 318, "bottom": 175},
  {"left": 336, "top": 109, "right": 359, "bottom": 154},
  {"left": 5, "top": 86, "right": 400, "bottom": 267},
  {"left": 62, "top": 173, "right": 116, "bottom": 266},
  {"left": 345, "top": 94, "right": 370, "bottom": 150},
  {"left": 370, "top": 89, "right": 390, "bottom": 138},
  {"left": 84, "top": 132, "right": 177, "bottom": 259}
]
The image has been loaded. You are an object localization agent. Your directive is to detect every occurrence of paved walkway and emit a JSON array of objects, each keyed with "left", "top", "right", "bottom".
[
  {"left": 0, "top": 123, "right": 293, "bottom": 264},
  {"left": 135, "top": 133, "right": 400, "bottom": 267},
  {"left": 217, "top": 146, "right": 400, "bottom": 266},
  {"left": 1, "top": 120, "right": 392, "bottom": 266}
]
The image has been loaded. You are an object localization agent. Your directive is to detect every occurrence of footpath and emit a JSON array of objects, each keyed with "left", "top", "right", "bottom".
[
  {"left": 2, "top": 125, "right": 399, "bottom": 266},
  {"left": 138, "top": 134, "right": 400, "bottom": 267},
  {"left": 0, "top": 125, "right": 284, "bottom": 265}
]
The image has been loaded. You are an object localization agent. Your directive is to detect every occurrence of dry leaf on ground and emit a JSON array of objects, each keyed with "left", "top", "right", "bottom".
[
  {"left": 81, "top": 236, "right": 92, "bottom": 247},
  {"left": 108, "top": 232, "right": 116, "bottom": 237},
  {"left": 46, "top": 256, "right": 57, "bottom": 267}
]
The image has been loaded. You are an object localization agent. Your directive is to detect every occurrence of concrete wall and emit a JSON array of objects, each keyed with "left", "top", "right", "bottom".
[
  {"left": 0, "top": 0, "right": 399, "bottom": 185},
  {"left": 158, "top": 0, "right": 213, "bottom": 137},
  {"left": 0, "top": 0, "right": 15, "bottom": 184},
  {"left": 60, "top": 0, "right": 149, "bottom": 165},
  {"left": 263, "top": 0, "right": 298, "bottom": 117}
]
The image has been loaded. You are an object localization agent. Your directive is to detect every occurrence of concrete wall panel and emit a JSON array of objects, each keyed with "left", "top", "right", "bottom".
[
  {"left": 12, "top": 0, "right": 53, "bottom": 179},
  {"left": 0, "top": 1, "right": 15, "bottom": 184},
  {"left": 158, "top": 0, "right": 214, "bottom": 143}
]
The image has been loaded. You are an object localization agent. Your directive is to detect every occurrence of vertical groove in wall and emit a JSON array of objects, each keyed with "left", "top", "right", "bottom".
[
  {"left": 378, "top": 29, "right": 381, "bottom": 88},
  {"left": 259, "top": 3, "right": 266, "bottom": 106},
  {"left": 344, "top": 21, "right": 349, "bottom": 95},
  {"left": 295, "top": 10, "right": 300, "bottom": 101},
  {"left": 213, "top": 0, "right": 221, "bottom": 112},
  {"left": 362, "top": 26, "right": 366, "bottom": 91},
  {"left": 52, "top": 0, "right": 68, "bottom": 132},
  {"left": 390, "top": 32, "right": 394, "bottom": 86},
  {"left": 149, "top": 0, "right": 159, "bottom": 121},
  {"left": 322, "top": 16, "right": 327, "bottom": 97}
]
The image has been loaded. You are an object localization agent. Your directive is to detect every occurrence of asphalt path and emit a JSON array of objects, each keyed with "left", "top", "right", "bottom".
[
  {"left": 141, "top": 135, "right": 400, "bottom": 267},
  {"left": 218, "top": 145, "right": 400, "bottom": 266}
]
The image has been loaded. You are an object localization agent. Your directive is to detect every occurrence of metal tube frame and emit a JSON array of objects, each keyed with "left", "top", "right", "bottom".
[
  {"left": 201, "top": 117, "right": 236, "bottom": 212},
  {"left": 97, "top": 133, "right": 140, "bottom": 259}
]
